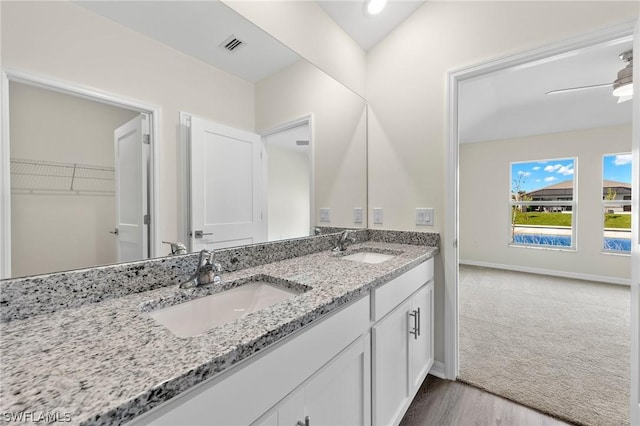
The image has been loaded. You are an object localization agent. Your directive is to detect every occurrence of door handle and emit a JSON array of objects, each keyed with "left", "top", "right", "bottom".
[
  {"left": 193, "top": 230, "right": 213, "bottom": 239},
  {"left": 109, "top": 228, "right": 119, "bottom": 235},
  {"left": 297, "top": 416, "right": 310, "bottom": 426},
  {"left": 409, "top": 309, "right": 419, "bottom": 340}
]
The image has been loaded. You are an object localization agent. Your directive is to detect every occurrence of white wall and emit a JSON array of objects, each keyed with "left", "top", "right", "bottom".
[
  {"left": 9, "top": 81, "right": 138, "bottom": 277},
  {"left": 366, "top": 1, "right": 639, "bottom": 363},
  {"left": 256, "top": 60, "right": 367, "bottom": 229},
  {"left": 266, "top": 144, "right": 310, "bottom": 241},
  {"left": 223, "top": 0, "right": 366, "bottom": 99},
  {"left": 460, "top": 125, "right": 632, "bottom": 281},
  {"left": 1, "top": 1, "right": 255, "bottom": 251}
]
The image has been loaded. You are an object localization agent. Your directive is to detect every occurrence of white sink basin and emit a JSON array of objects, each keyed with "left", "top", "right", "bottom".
[
  {"left": 149, "top": 281, "right": 302, "bottom": 338},
  {"left": 342, "top": 252, "right": 395, "bottom": 264}
]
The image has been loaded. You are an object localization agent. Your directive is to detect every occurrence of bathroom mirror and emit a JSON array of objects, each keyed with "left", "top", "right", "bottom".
[{"left": 1, "top": 0, "right": 367, "bottom": 278}]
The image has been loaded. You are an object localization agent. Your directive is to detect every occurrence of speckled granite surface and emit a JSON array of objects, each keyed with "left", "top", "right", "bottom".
[
  {"left": 0, "top": 232, "right": 438, "bottom": 426},
  {"left": 0, "top": 232, "right": 352, "bottom": 323}
]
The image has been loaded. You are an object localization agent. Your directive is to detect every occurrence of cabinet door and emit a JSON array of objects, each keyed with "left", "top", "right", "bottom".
[
  {"left": 372, "top": 300, "right": 410, "bottom": 426},
  {"left": 254, "top": 335, "right": 371, "bottom": 426},
  {"left": 303, "top": 334, "right": 371, "bottom": 426},
  {"left": 409, "top": 282, "right": 434, "bottom": 392}
]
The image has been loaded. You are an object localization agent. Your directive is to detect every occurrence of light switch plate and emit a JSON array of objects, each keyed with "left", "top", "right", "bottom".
[
  {"left": 373, "top": 208, "right": 383, "bottom": 225},
  {"left": 320, "top": 208, "right": 331, "bottom": 222},
  {"left": 416, "top": 208, "right": 434, "bottom": 226},
  {"left": 353, "top": 208, "right": 363, "bottom": 224}
]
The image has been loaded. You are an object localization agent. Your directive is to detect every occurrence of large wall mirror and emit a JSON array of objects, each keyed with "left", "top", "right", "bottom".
[{"left": 1, "top": 0, "right": 367, "bottom": 278}]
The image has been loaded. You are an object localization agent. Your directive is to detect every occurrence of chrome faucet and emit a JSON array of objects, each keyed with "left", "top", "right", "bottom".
[
  {"left": 179, "top": 249, "right": 222, "bottom": 288},
  {"left": 332, "top": 230, "right": 356, "bottom": 253},
  {"left": 162, "top": 241, "right": 187, "bottom": 255}
]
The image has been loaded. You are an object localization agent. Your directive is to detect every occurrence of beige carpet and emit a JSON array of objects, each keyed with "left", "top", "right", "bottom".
[{"left": 459, "top": 265, "right": 631, "bottom": 426}]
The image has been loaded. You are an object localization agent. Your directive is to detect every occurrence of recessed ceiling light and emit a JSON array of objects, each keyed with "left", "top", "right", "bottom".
[{"left": 366, "top": 0, "right": 387, "bottom": 16}]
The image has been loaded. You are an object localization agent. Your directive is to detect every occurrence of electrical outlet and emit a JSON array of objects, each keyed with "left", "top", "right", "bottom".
[
  {"left": 353, "top": 208, "right": 363, "bottom": 224},
  {"left": 373, "top": 208, "right": 383, "bottom": 225},
  {"left": 416, "top": 208, "right": 434, "bottom": 226},
  {"left": 319, "top": 208, "right": 331, "bottom": 222}
]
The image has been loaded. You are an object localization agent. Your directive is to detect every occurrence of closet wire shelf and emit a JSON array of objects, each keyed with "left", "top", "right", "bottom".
[{"left": 10, "top": 158, "right": 115, "bottom": 195}]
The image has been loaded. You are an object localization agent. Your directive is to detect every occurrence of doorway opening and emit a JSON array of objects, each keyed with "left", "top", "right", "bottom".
[
  {"left": 262, "top": 116, "right": 315, "bottom": 241},
  {"left": 1, "top": 72, "right": 159, "bottom": 278},
  {"left": 446, "top": 22, "right": 636, "bottom": 426},
  {"left": 262, "top": 118, "right": 312, "bottom": 242}
]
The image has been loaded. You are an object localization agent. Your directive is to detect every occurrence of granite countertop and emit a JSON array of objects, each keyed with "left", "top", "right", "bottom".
[{"left": 0, "top": 241, "right": 437, "bottom": 425}]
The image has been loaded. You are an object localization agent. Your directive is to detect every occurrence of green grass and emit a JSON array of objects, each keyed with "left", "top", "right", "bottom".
[
  {"left": 604, "top": 214, "right": 632, "bottom": 229},
  {"left": 513, "top": 212, "right": 572, "bottom": 227},
  {"left": 513, "top": 211, "right": 631, "bottom": 229}
]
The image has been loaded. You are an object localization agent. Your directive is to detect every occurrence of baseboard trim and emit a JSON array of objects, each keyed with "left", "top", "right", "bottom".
[
  {"left": 429, "top": 361, "right": 446, "bottom": 379},
  {"left": 459, "top": 259, "right": 631, "bottom": 286}
]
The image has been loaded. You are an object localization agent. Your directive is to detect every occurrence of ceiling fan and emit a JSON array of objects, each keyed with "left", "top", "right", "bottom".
[{"left": 546, "top": 49, "right": 633, "bottom": 103}]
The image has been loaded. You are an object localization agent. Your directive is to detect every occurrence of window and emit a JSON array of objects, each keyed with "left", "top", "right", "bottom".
[
  {"left": 602, "top": 153, "right": 632, "bottom": 254},
  {"left": 510, "top": 158, "right": 576, "bottom": 249}
]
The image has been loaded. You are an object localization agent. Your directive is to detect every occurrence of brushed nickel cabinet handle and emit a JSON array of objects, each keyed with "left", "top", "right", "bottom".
[{"left": 409, "top": 309, "right": 418, "bottom": 340}]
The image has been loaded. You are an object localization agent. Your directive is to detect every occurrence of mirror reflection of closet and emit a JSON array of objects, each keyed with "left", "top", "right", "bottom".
[{"left": 9, "top": 82, "right": 146, "bottom": 277}]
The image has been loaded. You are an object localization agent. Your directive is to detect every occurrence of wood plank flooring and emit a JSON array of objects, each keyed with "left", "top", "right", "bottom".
[{"left": 399, "top": 375, "right": 572, "bottom": 426}]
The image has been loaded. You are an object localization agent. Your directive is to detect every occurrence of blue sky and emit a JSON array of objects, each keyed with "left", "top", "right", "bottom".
[
  {"left": 511, "top": 154, "right": 631, "bottom": 193},
  {"left": 511, "top": 158, "right": 575, "bottom": 193},
  {"left": 603, "top": 153, "right": 632, "bottom": 184}
]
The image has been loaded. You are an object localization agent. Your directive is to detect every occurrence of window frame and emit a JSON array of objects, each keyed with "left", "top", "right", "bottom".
[
  {"left": 509, "top": 157, "right": 577, "bottom": 251},
  {"left": 601, "top": 152, "right": 632, "bottom": 255}
]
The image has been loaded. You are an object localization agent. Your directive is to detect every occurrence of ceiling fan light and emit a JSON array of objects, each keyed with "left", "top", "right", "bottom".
[
  {"left": 612, "top": 82, "right": 633, "bottom": 98},
  {"left": 612, "top": 49, "right": 633, "bottom": 98},
  {"left": 366, "top": 0, "right": 387, "bottom": 15}
]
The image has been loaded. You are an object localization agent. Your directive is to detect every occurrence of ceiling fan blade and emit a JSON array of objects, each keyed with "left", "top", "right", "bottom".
[{"left": 545, "top": 82, "right": 612, "bottom": 95}]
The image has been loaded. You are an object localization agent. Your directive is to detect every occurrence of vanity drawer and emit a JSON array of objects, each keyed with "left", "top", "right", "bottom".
[{"left": 370, "top": 258, "right": 433, "bottom": 322}]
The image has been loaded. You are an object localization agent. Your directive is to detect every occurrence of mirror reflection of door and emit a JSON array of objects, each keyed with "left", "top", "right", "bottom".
[
  {"left": 114, "top": 114, "right": 150, "bottom": 262},
  {"left": 263, "top": 122, "right": 312, "bottom": 242},
  {"left": 188, "top": 115, "right": 263, "bottom": 252},
  {"left": 8, "top": 81, "right": 148, "bottom": 277}
]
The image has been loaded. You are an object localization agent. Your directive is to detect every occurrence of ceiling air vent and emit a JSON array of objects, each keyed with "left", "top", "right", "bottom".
[{"left": 220, "top": 35, "right": 244, "bottom": 52}]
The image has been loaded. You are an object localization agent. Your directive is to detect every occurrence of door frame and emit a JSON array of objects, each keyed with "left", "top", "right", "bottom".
[
  {"left": 630, "top": 17, "right": 640, "bottom": 426},
  {"left": 444, "top": 21, "right": 637, "bottom": 381},
  {"left": 260, "top": 114, "right": 315, "bottom": 240},
  {"left": 0, "top": 69, "right": 161, "bottom": 278}
]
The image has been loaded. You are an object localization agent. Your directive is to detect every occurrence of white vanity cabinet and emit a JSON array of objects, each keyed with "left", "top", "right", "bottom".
[
  {"left": 253, "top": 334, "right": 371, "bottom": 426},
  {"left": 129, "top": 256, "right": 435, "bottom": 426},
  {"left": 371, "top": 259, "right": 434, "bottom": 426}
]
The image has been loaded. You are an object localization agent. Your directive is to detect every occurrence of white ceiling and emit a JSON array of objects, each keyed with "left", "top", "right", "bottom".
[
  {"left": 459, "top": 37, "right": 634, "bottom": 144},
  {"left": 76, "top": 0, "right": 633, "bottom": 143},
  {"left": 317, "top": 0, "right": 425, "bottom": 51},
  {"left": 76, "top": 1, "right": 300, "bottom": 83}
]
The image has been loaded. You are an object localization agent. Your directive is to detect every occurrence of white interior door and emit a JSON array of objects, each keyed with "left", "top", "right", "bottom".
[
  {"left": 189, "top": 116, "right": 262, "bottom": 251},
  {"left": 114, "top": 114, "right": 149, "bottom": 262}
]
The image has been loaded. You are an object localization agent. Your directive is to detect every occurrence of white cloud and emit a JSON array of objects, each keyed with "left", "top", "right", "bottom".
[
  {"left": 544, "top": 176, "right": 557, "bottom": 183},
  {"left": 532, "top": 166, "right": 541, "bottom": 171},
  {"left": 614, "top": 154, "right": 632, "bottom": 166},
  {"left": 535, "top": 179, "right": 541, "bottom": 183},
  {"left": 543, "top": 163, "right": 574, "bottom": 175},
  {"left": 518, "top": 171, "right": 531, "bottom": 177},
  {"left": 557, "top": 165, "right": 574, "bottom": 176}
]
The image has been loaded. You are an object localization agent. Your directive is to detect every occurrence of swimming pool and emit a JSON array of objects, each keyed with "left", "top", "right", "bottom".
[{"left": 512, "top": 234, "right": 631, "bottom": 252}]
